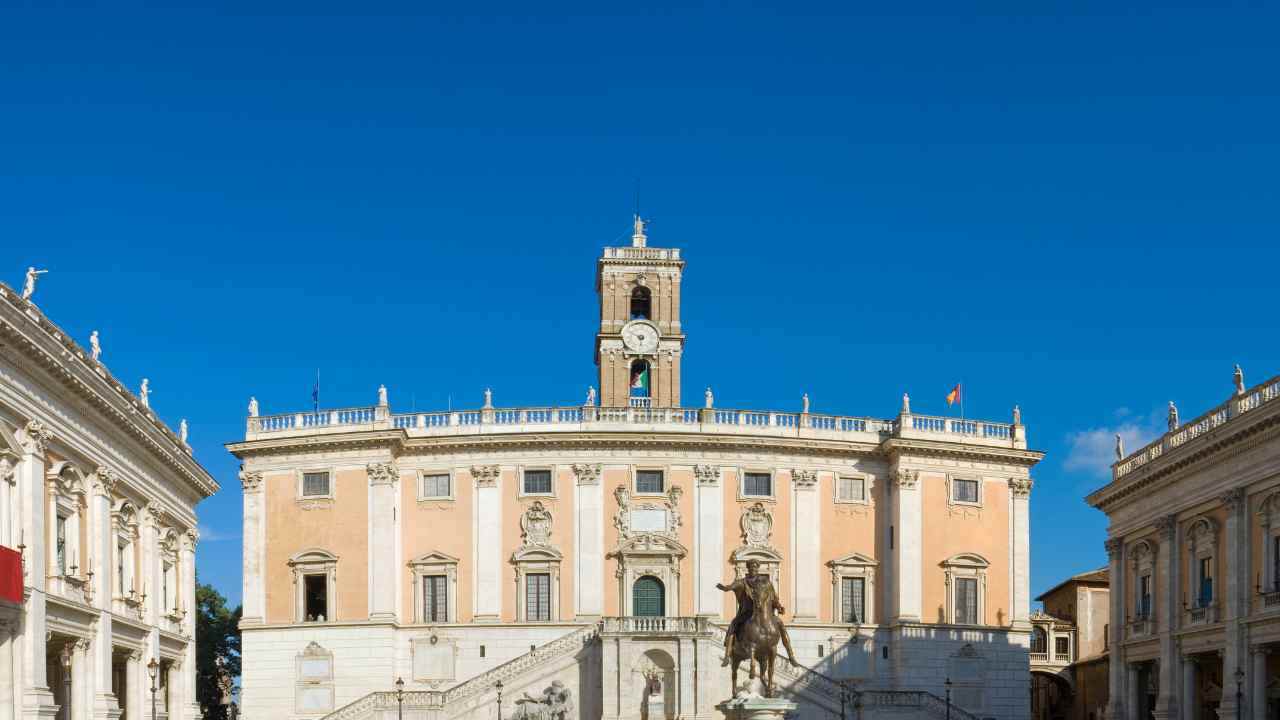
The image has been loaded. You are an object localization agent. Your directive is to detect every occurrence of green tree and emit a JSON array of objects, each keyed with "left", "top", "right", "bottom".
[{"left": 195, "top": 581, "right": 241, "bottom": 720}]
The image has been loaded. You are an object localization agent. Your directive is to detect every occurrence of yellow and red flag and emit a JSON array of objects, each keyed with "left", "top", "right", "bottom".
[{"left": 946, "top": 383, "right": 962, "bottom": 407}]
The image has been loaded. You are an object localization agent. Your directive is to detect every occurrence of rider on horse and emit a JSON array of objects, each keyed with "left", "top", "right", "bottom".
[{"left": 716, "top": 560, "right": 798, "bottom": 667}]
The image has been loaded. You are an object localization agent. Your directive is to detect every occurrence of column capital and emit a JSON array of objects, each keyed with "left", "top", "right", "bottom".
[
  {"left": 1008, "top": 477, "right": 1033, "bottom": 497},
  {"left": 1155, "top": 514, "right": 1177, "bottom": 538},
  {"left": 239, "top": 469, "right": 264, "bottom": 493},
  {"left": 471, "top": 465, "right": 500, "bottom": 488},
  {"left": 19, "top": 420, "right": 52, "bottom": 456},
  {"left": 791, "top": 469, "right": 817, "bottom": 490},
  {"left": 693, "top": 464, "right": 718, "bottom": 486},
  {"left": 1105, "top": 537, "right": 1124, "bottom": 558},
  {"left": 893, "top": 468, "right": 918, "bottom": 490},
  {"left": 1219, "top": 487, "right": 1246, "bottom": 511},
  {"left": 572, "top": 463, "right": 602, "bottom": 486},
  {"left": 366, "top": 462, "right": 399, "bottom": 486},
  {"left": 1251, "top": 645, "right": 1271, "bottom": 656},
  {"left": 91, "top": 466, "right": 119, "bottom": 497}
]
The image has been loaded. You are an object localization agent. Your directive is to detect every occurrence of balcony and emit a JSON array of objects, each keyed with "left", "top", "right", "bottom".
[
  {"left": 1129, "top": 616, "right": 1153, "bottom": 636},
  {"left": 600, "top": 616, "right": 711, "bottom": 636},
  {"left": 1187, "top": 602, "right": 1219, "bottom": 625}
]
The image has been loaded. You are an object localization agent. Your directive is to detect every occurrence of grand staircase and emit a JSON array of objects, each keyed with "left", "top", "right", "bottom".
[{"left": 322, "top": 620, "right": 983, "bottom": 720}]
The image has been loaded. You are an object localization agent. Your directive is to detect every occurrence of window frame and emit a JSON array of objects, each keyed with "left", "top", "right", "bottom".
[
  {"left": 303, "top": 573, "right": 329, "bottom": 622},
  {"left": 633, "top": 467, "right": 666, "bottom": 496},
  {"left": 739, "top": 469, "right": 776, "bottom": 501},
  {"left": 519, "top": 467, "right": 555, "bottom": 498},
  {"left": 422, "top": 574, "right": 449, "bottom": 624},
  {"left": 296, "top": 467, "right": 336, "bottom": 501},
  {"left": 525, "top": 572, "right": 552, "bottom": 622},
  {"left": 417, "top": 470, "right": 454, "bottom": 502},
  {"left": 827, "top": 551, "right": 877, "bottom": 625},
  {"left": 946, "top": 475, "right": 982, "bottom": 507},
  {"left": 408, "top": 551, "right": 459, "bottom": 624},
  {"left": 288, "top": 549, "right": 340, "bottom": 624},
  {"left": 835, "top": 474, "right": 870, "bottom": 505},
  {"left": 941, "top": 553, "right": 989, "bottom": 626}
]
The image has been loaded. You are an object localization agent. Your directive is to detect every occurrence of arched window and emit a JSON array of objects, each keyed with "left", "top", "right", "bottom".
[
  {"left": 630, "top": 360, "right": 650, "bottom": 398},
  {"left": 1031, "top": 626, "right": 1047, "bottom": 654},
  {"left": 630, "top": 286, "right": 651, "bottom": 320},
  {"left": 633, "top": 575, "right": 665, "bottom": 617}
]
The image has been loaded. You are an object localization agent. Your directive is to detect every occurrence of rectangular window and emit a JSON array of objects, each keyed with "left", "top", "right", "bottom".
[
  {"left": 421, "top": 473, "right": 450, "bottom": 499},
  {"left": 526, "top": 573, "right": 551, "bottom": 621},
  {"left": 56, "top": 515, "right": 67, "bottom": 575},
  {"left": 635, "top": 470, "right": 664, "bottom": 494},
  {"left": 1138, "top": 574, "right": 1151, "bottom": 617},
  {"left": 841, "top": 577, "right": 865, "bottom": 623},
  {"left": 302, "top": 471, "right": 331, "bottom": 497},
  {"left": 162, "top": 561, "right": 172, "bottom": 612},
  {"left": 955, "top": 577, "right": 978, "bottom": 624},
  {"left": 744, "top": 472, "right": 772, "bottom": 497},
  {"left": 1054, "top": 636, "right": 1070, "bottom": 659},
  {"left": 117, "top": 540, "right": 127, "bottom": 592},
  {"left": 838, "top": 476, "right": 865, "bottom": 502},
  {"left": 1198, "top": 557, "right": 1213, "bottom": 606},
  {"left": 523, "top": 469, "right": 552, "bottom": 495},
  {"left": 1273, "top": 536, "right": 1280, "bottom": 591},
  {"left": 304, "top": 574, "right": 328, "bottom": 621},
  {"left": 952, "top": 479, "right": 979, "bottom": 503},
  {"left": 423, "top": 575, "right": 447, "bottom": 623}
]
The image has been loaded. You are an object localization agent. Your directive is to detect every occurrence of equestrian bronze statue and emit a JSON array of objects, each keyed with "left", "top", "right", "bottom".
[{"left": 717, "top": 560, "right": 798, "bottom": 697}]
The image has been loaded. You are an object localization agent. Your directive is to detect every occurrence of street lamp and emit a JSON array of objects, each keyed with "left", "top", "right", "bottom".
[
  {"left": 147, "top": 658, "right": 159, "bottom": 720},
  {"left": 495, "top": 680, "right": 504, "bottom": 720},
  {"left": 944, "top": 677, "right": 953, "bottom": 720},
  {"left": 1235, "top": 666, "right": 1245, "bottom": 720},
  {"left": 60, "top": 642, "right": 72, "bottom": 720},
  {"left": 395, "top": 677, "right": 405, "bottom": 720}
]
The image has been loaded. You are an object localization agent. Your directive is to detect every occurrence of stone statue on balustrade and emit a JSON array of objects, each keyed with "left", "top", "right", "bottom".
[
  {"left": 586, "top": 386, "right": 596, "bottom": 406},
  {"left": 705, "top": 387, "right": 714, "bottom": 409},
  {"left": 1168, "top": 401, "right": 1179, "bottom": 431},
  {"left": 21, "top": 267, "right": 47, "bottom": 300},
  {"left": 248, "top": 397, "right": 259, "bottom": 417},
  {"left": 716, "top": 559, "right": 797, "bottom": 697},
  {"left": 801, "top": 393, "right": 809, "bottom": 414},
  {"left": 377, "top": 384, "right": 388, "bottom": 407},
  {"left": 510, "top": 680, "right": 574, "bottom": 720},
  {"left": 1235, "top": 364, "right": 1246, "bottom": 396},
  {"left": 89, "top": 330, "right": 101, "bottom": 361},
  {"left": 1115, "top": 433, "right": 1125, "bottom": 460}
]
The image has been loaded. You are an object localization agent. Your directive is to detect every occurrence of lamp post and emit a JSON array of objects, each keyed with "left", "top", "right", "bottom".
[
  {"left": 147, "top": 658, "right": 158, "bottom": 720},
  {"left": 395, "top": 677, "right": 405, "bottom": 720},
  {"left": 60, "top": 642, "right": 72, "bottom": 720},
  {"left": 1235, "top": 666, "right": 1245, "bottom": 720},
  {"left": 944, "top": 677, "right": 952, "bottom": 720},
  {"left": 495, "top": 680, "right": 503, "bottom": 720}
]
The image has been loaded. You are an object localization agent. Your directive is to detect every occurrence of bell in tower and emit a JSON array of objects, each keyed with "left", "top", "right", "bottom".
[{"left": 595, "top": 216, "right": 686, "bottom": 408}]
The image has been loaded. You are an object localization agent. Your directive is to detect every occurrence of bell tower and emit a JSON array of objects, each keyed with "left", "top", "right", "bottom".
[{"left": 595, "top": 216, "right": 686, "bottom": 408}]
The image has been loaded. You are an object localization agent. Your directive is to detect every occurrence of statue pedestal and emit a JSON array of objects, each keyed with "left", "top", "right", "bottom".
[{"left": 715, "top": 696, "right": 796, "bottom": 720}]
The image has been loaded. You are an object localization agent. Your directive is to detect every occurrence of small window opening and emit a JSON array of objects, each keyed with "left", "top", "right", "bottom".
[
  {"left": 743, "top": 472, "right": 772, "bottom": 497},
  {"left": 889, "top": 526, "right": 894, "bottom": 550},
  {"left": 480, "top": 645, "right": 486, "bottom": 658},
  {"left": 636, "top": 470, "right": 664, "bottom": 494},
  {"left": 523, "top": 469, "right": 553, "bottom": 495},
  {"left": 629, "top": 360, "right": 651, "bottom": 398},
  {"left": 630, "top": 286, "right": 651, "bottom": 320},
  {"left": 817, "top": 644, "right": 824, "bottom": 658},
  {"left": 304, "top": 574, "right": 328, "bottom": 621},
  {"left": 882, "top": 646, "right": 888, "bottom": 659}
]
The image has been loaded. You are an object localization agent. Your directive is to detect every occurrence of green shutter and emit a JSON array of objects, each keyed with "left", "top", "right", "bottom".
[{"left": 633, "top": 576, "right": 665, "bottom": 617}]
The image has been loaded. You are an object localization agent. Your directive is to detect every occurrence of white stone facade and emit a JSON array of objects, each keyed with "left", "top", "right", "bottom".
[{"left": 0, "top": 283, "right": 219, "bottom": 720}]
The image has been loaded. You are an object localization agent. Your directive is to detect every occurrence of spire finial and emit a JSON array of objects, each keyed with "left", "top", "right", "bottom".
[{"left": 632, "top": 214, "right": 647, "bottom": 248}]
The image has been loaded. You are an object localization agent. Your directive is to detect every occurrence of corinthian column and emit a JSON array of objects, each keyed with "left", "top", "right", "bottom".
[
  {"left": 181, "top": 530, "right": 199, "bottom": 720},
  {"left": 891, "top": 469, "right": 921, "bottom": 622},
  {"left": 239, "top": 470, "right": 265, "bottom": 625},
  {"left": 1154, "top": 514, "right": 1179, "bottom": 720},
  {"left": 1009, "top": 477, "right": 1033, "bottom": 628},
  {"left": 1105, "top": 537, "right": 1125, "bottom": 720},
  {"left": 17, "top": 421, "right": 56, "bottom": 719},
  {"left": 367, "top": 463, "right": 400, "bottom": 621},
  {"left": 89, "top": 468, "right": 117, "bottom": 720}
]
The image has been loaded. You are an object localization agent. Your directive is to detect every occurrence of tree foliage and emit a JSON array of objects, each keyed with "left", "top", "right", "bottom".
[{"left": 196, "top": 581, "right": 241, "bottom": 720}]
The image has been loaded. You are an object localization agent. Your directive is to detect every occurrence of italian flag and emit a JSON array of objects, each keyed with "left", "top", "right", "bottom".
[{"left": 631, "top": 364, "right": 650, "bottom": 396}]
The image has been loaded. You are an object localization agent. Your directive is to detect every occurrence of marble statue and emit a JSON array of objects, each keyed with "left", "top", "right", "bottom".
[
  {"left": 801, "top": 393, "right": 809, "bottom": 414},
  {"left": 483, "top": 388, "right": 493, "bottom": 409},
  {"left": 705, "top": 386, "right": 714, "bottom": 409},
  {"left": 510, "top": 680, "right": 574, "bottom": 720},
  {"left": 716, "top": 559, "right": 797, "bottom": 697},
  {"left": 1012, "top": 404, "right": 1021, "bottom": 425},
  {"left": 140, "top": 379, "right": 150, "bottom": 408},
  {"left": 179, "top": 419, "right": 188, "bottom": 444},
  {"left": 586, "top": 386, "right": 596, "bottom": 406},
  {"left": 248, "top": 397, "right": 259, "bottom": 417},
  {"left": 1115, "top": 434, "right": 1124, "bottom": 460},
  {"left": 88, "top": 331, "right": 101, "bottom": 361},
  {"left": 901, "top": 392, "right": 911, "bottom": 414},
  {"left": 1235, "top": 364, "right": 1246, "bottom": 396},
  {"left": 377, "top": 384, "right": 388, "bottom": 407},
  {"left": 21, "top": 267, "right": 47, "bottom": 300},
  {"left": 1168, "top": 401, "right": 1179, "bottom": 431}
]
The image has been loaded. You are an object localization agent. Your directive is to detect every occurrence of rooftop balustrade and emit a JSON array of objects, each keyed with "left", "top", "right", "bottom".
[{"left": 243, "top": 402, "right": 1027, "bottom": 449}]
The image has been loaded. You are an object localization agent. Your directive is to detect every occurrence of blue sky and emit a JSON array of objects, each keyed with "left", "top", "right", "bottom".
[{"left": 3, "top": 1, "right": 1278, "bottom": 607}]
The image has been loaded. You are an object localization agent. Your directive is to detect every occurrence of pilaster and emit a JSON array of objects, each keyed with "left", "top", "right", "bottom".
[
  {"left": 366, "top": 462, "right": 399, "bottom": 621},
  {"left": 181, "top": 531, "right": 199, "bottom": 720},
  {"left": 89, "top": 469, "right": 117, "bottom": 720},
  {"left": 239, "top": 470, "right": 265, "bottom": 625},
  {"left": 891, "top": 468, "right": 921, "bottom": 622},
  {"left": 471, "top": 466, "right": 502, "bottom": 621},
  {"left": 1105, "top": 537, "right": 1125, "bottom": 720},
  {"left": 694, "top": 465, "right": 722, "bottom": 616},
  {"left": 1219, "top": 488, "right": 1247, "bottom": 718},
  {"left": 1008, "top": 477, "right": 1032, "bottom": 629},
  {"left": 573, "top": 464, "right": 603, "bottom": 619},
  {"left": 791, "top": 470, "right": 819, "bottom": 620},
  {"left": 17, "top": 422, "right": 56, "bottom": 719},
  {"left": 1154, "top": 515, "right": 1179, "bottom": 719}
]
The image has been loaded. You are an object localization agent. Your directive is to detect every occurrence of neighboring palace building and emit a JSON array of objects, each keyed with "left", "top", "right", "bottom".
[
  {"left": 228, "top": 220, "right": 1044, "bottom": 720},
  {"left": 1031, "top": 568, "right": 1110, "bottom": 720},
  {"left": 1088, "top": 368, "right": 1280, "bottom": 720},
  {"left": 0, "top": 280, "right": 219, "bottom": 720}
]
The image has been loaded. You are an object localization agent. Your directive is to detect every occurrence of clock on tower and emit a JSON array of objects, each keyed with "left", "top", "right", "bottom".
[{"left": 595, "top": 216, "right": 686, "bottom": 408}]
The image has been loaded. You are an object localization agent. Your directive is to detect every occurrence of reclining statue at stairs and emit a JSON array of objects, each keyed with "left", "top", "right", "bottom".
[{"left": 510, "top": 680, "right": 574, "bottom": 720}]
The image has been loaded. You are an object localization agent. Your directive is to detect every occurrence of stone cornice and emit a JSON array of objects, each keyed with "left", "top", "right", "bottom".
[
  {"left": 881, "top": 438, "right": 1045, "bottom": 467},
  {"left": 0, "top": 283, "right": 218, "bottom": 498},
  {"left": 1088, "top": 403, "right": 1280, "bottom": 514},
  {"left": 225, "top": 430, "right": 405, "bottom": 459}
]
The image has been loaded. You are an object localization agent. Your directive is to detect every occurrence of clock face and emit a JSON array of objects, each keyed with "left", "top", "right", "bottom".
[{"left": 623, "top": 321, "right": 659, "bottom": 353}]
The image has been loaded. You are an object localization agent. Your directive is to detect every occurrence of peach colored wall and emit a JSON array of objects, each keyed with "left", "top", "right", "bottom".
[
  {"left": 401, "top": 466, "right": 474, "bottom": 623},
  {"left": 264, "top": 468, "right": 369, "bottom": 623},
  {"left": 602, "top": 467, "right": 628, "bottom": 615},
  {"left": 818, "top": 471, "right": 879, "bottom": 622},
  {"left": 669, "top": 467, "right": 694, "bottom": 616},
  {"left": 720, "top": 469, "right": 738, "bottom": 620},
  {"left": 720, "top": 469, "right": 792, "bottom": 622},
  {"left": 921, "top": 472, "right": 1011, "bottom": 625}
]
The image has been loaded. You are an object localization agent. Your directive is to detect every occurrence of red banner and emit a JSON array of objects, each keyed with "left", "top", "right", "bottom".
[{"left": 0, "top": 546, "right": 22, "bottom": 604}]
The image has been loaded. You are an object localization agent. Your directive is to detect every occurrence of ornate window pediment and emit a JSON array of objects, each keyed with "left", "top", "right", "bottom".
[
  {"left": 288, "top": 548, "right": 338, "bottom": 623},
  {"left": 512, "top": 502, "right": 563, "bottom": 622},
  {"left": 408, "top": 551, "right": 459, "bottom": 624},
  {"left": 609, "top": 533, "right": 686, "bottom": 618},
  {"left": 941, "top": 553, "right": 989, "bottom": 626}
]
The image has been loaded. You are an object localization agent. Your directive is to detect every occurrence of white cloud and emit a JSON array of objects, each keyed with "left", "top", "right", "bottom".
[
  {"left": 196, "top": 525, "right": 236, "bottom": 542},
  {"left": 1063, "top": 408, "right": 1165, "bottom": 478}
]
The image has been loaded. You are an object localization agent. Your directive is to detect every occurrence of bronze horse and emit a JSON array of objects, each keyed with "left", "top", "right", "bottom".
[{"left": 718, "top": 563, "right": 797, "bottom": 697}]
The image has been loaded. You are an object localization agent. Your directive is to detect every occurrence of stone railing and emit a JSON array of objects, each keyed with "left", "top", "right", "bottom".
[
  {"left": 600, "top": 616, "right": 709, "bottom": 635},
  {"left": 602, "top": 246, "right": 681, "bottom": 261},
  {"left": 1115, "top": 375, "right": 1280, "bottom": 480},
  {"left": 1129, "top": 616, "right": 1153, "bottom": 637},
  {"left": 441, "top": 623, "right": 600, "bottom": 705},
  {"left": 1187, "top": 602, "right": 1219, "bottom": 626},
  {"left": 1030, "top": 652, "right": 1048, "bottom": 663},
  {"left": 246, "top": 404, "right": 1025, "bottom": 449}
]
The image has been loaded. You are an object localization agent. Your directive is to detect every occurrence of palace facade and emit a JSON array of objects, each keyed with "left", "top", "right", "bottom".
[
  {"left": 1088, "top": 369, "right": 1280, "bottom": 719},
  {"left": 229, "top": 221, "right": 1044, "bottom": 720},
  {"left": 0, "top": 282, "right": 219, "bottom": 720}
]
